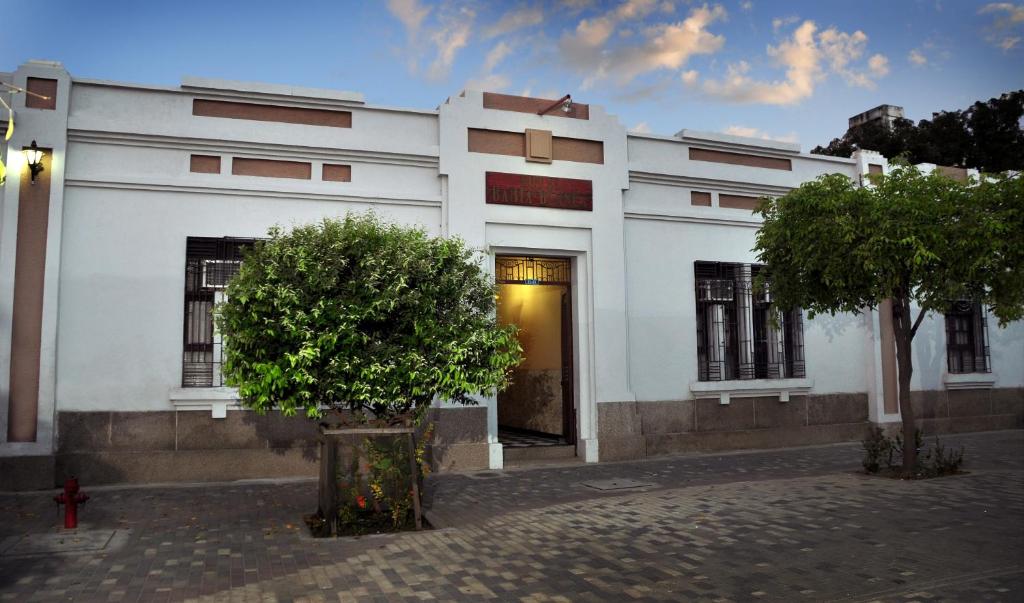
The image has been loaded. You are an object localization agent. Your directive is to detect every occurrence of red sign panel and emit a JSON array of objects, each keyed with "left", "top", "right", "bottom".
[{"left": 485, "top": 172, "right": 593, "bottom": 211}]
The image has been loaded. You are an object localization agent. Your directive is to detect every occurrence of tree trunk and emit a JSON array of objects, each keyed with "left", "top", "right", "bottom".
[{"left": 892, "top": 296, "right": 917, "bottom": 473}]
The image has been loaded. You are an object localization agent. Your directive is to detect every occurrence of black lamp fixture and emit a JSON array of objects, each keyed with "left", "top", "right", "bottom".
[{"left": 25, "top": 140, "right": 44, "bottom": 184}]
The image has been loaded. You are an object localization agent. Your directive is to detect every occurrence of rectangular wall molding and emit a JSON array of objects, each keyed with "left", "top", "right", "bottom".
[
  {"left": 468, "top": 128, "right": 603, "bottom": 164},
  {"left": 8, "top": 149, "right": 53, "bottom": 442},
  {"left": 482, "top": 92, "right": 589, "bottom": 120},
  {"left": 189, "top": 155, "right": 221, "bottom": 174},
  {"left": 322, "top": 164, "right": 352, "bottom": 182},
  {"left": 690, "top": 191, "right": 712, "bottom": 206},
  {"left": 718, "top": 193, "right": 762, "bottom": 210},
  {"left": 689, "top": 147, "right": 792, "bottom": 171},
  {"left": 193, "top": 99, "right": 352, "bottom": 128},
  {"left": 232, "top": 157, "right": 311, "bottom": 179},
  {"left": 25, "top": 78, "right": 58, "bottom": 110}
]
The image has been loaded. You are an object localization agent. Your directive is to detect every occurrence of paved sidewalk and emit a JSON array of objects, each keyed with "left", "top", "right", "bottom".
[{"left": 0, "top": 430, "right": 1021, "bottom": 602}]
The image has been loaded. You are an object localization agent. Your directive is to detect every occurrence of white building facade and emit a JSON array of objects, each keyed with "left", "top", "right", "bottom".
[{"left": 1, "top": 61, "right": 1020, "bottom": 489}]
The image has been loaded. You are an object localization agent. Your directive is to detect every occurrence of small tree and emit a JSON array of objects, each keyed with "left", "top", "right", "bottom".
[
  {"left": 754, "top": 167, "right": 1023, "bottom": 471},
  {"left": 215, "top": 214, "right": 522, "bottom": 423}
]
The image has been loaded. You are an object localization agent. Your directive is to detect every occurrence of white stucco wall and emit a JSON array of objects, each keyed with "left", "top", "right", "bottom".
[
  {"left": 56, "top": 187, "right": 440, "bottom": 412},
  {"left": 623, "top": 217, "right": 871, "bottom": 401},
  {"left": 54, "top": 77, "right": 444, "bottom": 413}
]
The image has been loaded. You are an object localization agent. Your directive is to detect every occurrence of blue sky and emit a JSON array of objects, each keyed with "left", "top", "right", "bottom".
[{"left": 3, "top": 0, "right": 1022, "bottom": 149}]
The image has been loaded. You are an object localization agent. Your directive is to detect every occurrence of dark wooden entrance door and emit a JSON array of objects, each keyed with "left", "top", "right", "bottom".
[{"left": 560, "top": 288, "right": 576, "bottom": 444}]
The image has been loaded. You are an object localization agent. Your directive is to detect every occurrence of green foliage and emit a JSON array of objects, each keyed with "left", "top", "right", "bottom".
[
  {"left": 861, "top": 426, "right": 888, "bottom": 473},
  {"left": 812, "top": 91, "right": 1024, "bottom": 172},
  {"left": 862, "top": 428, "right": 964, "bottom": 477},
  {"left": 215, "top": 214, "right": 523, "bottom": 420},
  {"left": 329, "top": 425, "right": 434, "bottom": 536},
  {"left": 754, "top": 167, "right": 1024, "bottom": 326},
  {"left": 921, "top": 437, "right": 965, "bottom": 476}
]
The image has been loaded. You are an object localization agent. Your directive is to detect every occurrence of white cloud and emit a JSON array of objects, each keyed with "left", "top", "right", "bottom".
[
  {"left": 681, "top": 69, "right": 699, "bottom": 85},
  {"left": 484, "top": 6, "right": 544, "bottom": 38},
  {"left": 772, "top": 15, "right": 799, "bottom": 33},
  {"left": 818, "top": 28, "right": 886, "bottom": 89},
  {"left": 387, "top": 0, "right": 431, "bottom": 40},
  {"left": 702, "top": 20, "right": 820, "bottom": 104},
  {"left": 702, "top": 19, "right": 888, "bottom": 104},
  {"left": 630, "top": 121, "right": 652, "bottom": 133},
  {"left": 722, "top": 125, "right": 799, "bottom": 143},
  {"left": 427, "top": 8, "right": 475, "bottom": 80},
  {"left": 980, "top": 3, "right": 1024, "bottom": 25},
  {"left": 868, "top": 54, "right": 889, "bottom": 77},
  {"left": 483, "top": 41, "right": 513, "bottom": 72},
  {"left": 979, "top": 3, "right": 1024, "bottom": 50},
  {"left": 388, "top": 0, "right": 476, "bottom": 80},
  {"left": 559, "top": 2, "right": 728, "bottom": 88},
  {"left": 908, "top": 48, "right": 928, "bottom": 66},
  {"left": 740, "top": 1, "right": 753, "bottom": 11}
]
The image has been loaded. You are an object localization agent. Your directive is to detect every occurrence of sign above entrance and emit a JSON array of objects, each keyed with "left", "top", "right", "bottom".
[{"left": 485, "top": 172, "right": 593, "bottom": 211}]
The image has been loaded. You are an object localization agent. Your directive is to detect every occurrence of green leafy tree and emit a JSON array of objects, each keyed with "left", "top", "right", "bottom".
[
  {"left": 215, "top": 214, "right": 523, "bottom": 422},
  {"left": 754, "top": 167, "right": 1023, "bottom": 471},
  {"left": 812, "top": 91, "right": 1024, "bottom": 172}
]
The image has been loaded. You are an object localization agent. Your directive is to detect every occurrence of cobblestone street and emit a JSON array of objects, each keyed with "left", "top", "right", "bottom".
[{"left": 1, "top": 430, "right": 1022, "bottom": 602}]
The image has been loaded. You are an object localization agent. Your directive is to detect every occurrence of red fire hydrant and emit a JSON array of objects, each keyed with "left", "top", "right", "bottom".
[{"left": 54, "top": 477, "right": 89, "bottom": 529}]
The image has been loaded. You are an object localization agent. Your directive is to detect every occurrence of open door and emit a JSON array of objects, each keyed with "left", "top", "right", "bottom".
[{"left": 495, "top": 256, "right": 575, "bottom": 448}]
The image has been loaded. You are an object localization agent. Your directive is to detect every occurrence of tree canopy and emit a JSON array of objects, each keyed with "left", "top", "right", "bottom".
[
  {"left": 215, "top": 214, "right": 523, "bottom": 422},
  {"left": 754, "top": 167, "right": 1023, "bottom": 326},
  {"left": 811, "top": 91, "right": 1024, "bottom": 173}
]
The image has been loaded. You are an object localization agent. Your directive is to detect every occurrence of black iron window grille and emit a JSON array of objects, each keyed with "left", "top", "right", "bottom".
[
  {"left": 182, "top": 237, "right": 255, "bottom": 388},
  {"left": 945, "top": 301, "right": 991, "bottom": 374},
  {"left": 695, "top": 261, "right": 805, "bottom": 382}
]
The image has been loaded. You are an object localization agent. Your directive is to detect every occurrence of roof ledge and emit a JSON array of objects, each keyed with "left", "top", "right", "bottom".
[
  {"left": 675, "top": 128, "right": 801, "bottom": 154},
  {"left": 181, "top": 76, "right": 364, "bottom": 104}
]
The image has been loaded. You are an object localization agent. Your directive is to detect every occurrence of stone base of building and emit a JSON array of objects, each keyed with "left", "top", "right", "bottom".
[
  {"left": 0, "top": 454, "right": 57, "bottom": 491},
  {"left": 599, "top": 394, "right": 871, "bottom": 461},
  {"left": 4, "top": 390, "right": 1020, "bottom": 490},
  {"left": 913, "top": 387, "right": 1024, "bottom": 433},
  {"left": 428, "top": 406, "right": 489, "bottom": 472},
  {"left": 1, "top": 406, "right": 492, "bottom": 491}
]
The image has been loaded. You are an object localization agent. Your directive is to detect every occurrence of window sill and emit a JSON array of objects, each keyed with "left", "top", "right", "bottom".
[
  {"left": 942, "top": 373, "right": 996, "bottom": 390},
  {"left": 689, "top": 378, "right": 814, "bottom": 405},
  {"left": 169, "top": 387, "right": 242, "bottom": 418}
]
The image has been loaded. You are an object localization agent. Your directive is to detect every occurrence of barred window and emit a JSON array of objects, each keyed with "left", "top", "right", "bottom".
[
  {"left": 945, "top": 301, "right": 991, "bottom": 374},
  {"left": 182, "top": 237, "right": 254, "bottom": 388},
  {"left": 695, "top": 261, "right": 805, "bottom": 382}
]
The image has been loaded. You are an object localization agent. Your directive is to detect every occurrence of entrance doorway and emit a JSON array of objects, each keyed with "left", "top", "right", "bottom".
[{"left": 495, "top": 256, "right": 575, "bottom": 451}]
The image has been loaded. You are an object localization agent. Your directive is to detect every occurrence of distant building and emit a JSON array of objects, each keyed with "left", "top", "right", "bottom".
[{"left": 849, "top": 104, "right": 905, "bottom": 129}]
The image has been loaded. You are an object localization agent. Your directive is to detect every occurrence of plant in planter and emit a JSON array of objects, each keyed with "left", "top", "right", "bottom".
[{"left": 215, "top": 214, "right": 522, "bottom": 534}]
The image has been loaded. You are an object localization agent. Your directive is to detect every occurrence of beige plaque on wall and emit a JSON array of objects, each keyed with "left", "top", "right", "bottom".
[{"left": 525, "top": 128, "right": 553, "bottom": 164}]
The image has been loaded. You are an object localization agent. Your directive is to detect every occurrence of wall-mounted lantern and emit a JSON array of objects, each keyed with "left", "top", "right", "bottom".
[
  {"left": 538, "top": 94, "right": 573, "bottom": 116},
  {"left": 25, "top": 140, "right": 44, "bottom": 183}
]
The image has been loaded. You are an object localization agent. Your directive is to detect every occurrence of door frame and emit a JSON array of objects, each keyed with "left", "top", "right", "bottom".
[{"left": 494, "top": 255, "right": 576, "bottom": 445}]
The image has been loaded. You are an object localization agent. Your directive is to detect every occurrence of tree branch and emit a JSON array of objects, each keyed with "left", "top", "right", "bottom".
[{"left": 909, "top": 308, "right": 928, "bottom": 340}]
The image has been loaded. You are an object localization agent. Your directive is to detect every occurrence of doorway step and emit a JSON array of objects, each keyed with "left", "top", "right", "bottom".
[{"left": 503, "top": 443, "right": 577, "bottom": 464}]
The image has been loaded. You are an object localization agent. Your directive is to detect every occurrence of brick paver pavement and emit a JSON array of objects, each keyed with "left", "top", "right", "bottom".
[{"left": 1, "top": 430, "right": 1021, "bottom": 602}]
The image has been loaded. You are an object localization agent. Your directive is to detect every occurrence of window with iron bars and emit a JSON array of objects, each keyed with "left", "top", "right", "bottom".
[
  {"left": 182, "top": 237, "right": 255, "bottom": 388},
  {"left": 694, "top": 261, "right": 805, "bottom": 381},
  {"left": 945, "top": 301, "right": 991, "bottom": 374}
]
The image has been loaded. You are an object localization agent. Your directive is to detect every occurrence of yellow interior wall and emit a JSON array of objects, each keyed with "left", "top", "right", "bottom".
[{"left": 497, "top": 284, "right": 563, "bottom": 370}]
